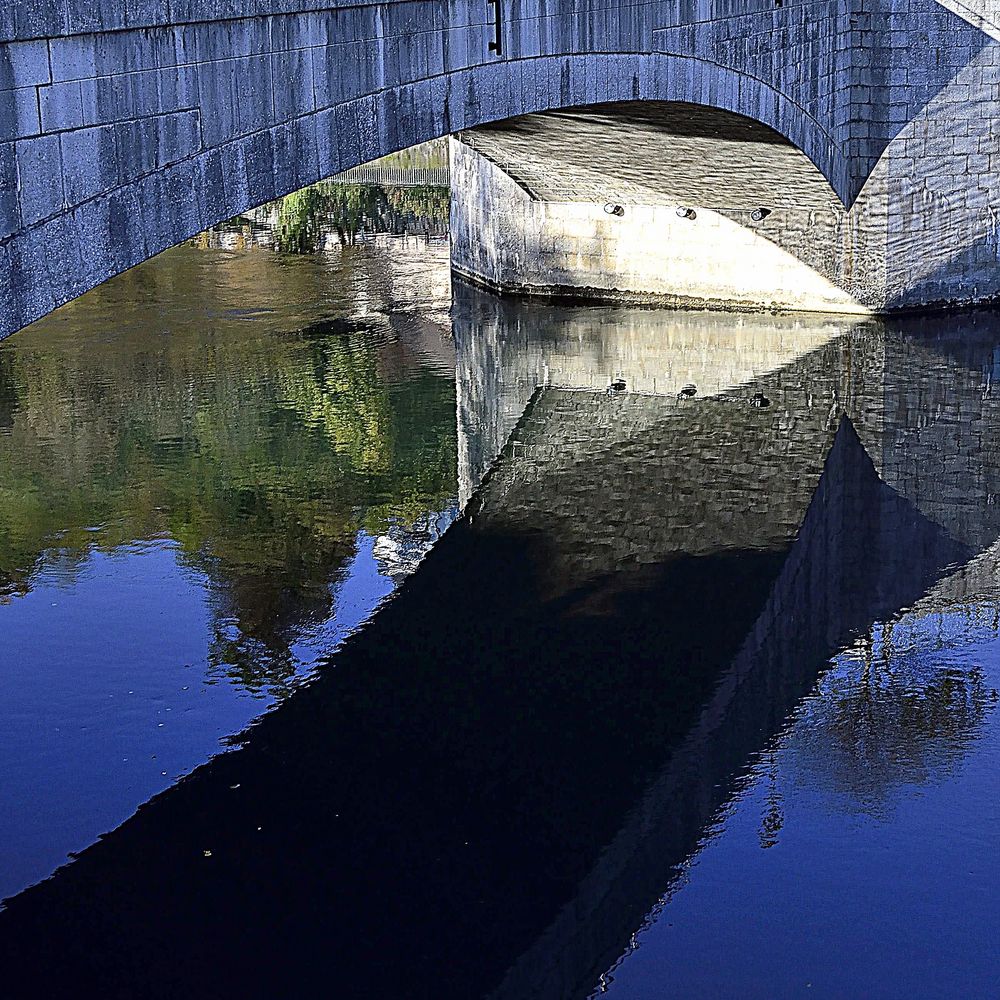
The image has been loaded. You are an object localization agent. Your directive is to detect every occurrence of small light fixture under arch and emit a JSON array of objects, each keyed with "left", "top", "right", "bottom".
[
  {"left": 676, "top": 206, "right": 696, "bottom": 220},
  {"left": 751, "top": 207, "right": 772, "bottom": 222},
  {"left": 604, "top": 203, "right": 625, "bottom": 217}
]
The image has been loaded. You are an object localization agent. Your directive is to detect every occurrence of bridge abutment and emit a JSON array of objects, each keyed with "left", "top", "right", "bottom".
[{"left": 450, "top": 98, "right": 1000, "bottom": 316}]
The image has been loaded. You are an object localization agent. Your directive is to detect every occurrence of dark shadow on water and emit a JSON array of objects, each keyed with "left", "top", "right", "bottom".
[{"left": 0, "top": 398, "right": 975, "bottom": 998}]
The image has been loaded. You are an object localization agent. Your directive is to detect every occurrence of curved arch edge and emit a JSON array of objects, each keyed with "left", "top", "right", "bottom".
[{"left": 1, "top": 52, "right": 854, "bottom": 340}]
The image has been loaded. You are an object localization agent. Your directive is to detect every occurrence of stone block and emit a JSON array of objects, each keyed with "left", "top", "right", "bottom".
[
  {"left": 0, "top": 140, "right": 18, "bottom": 238},
  {"left": 60, "top": 124, "right": 118, "bottom": 206},
  {"left": 0, "top": 87, "right": 41, "bottom": 140},
  {"left": 0, "top": 39, "right": 50, "bottom": 91},
  {"left": 40, "top": 81, "right": 86, "bottom": 132},
  {"left": 16, "top": 134, "right": 63, "bottom": 225}
]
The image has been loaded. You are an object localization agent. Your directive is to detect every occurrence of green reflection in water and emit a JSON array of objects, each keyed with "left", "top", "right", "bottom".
[
  {"left": 208, "top": 183, "right": 451, "bottom": 254},
  {"left": 276, "top": 185, "right": 450, "bottom": 252},
  {"left": 0, "top": 239, "right": 457, "bottom": 698}
]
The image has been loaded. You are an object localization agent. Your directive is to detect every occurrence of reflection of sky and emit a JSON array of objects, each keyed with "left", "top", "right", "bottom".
[
  {"left": 0, "top": 521, "right": 453, "bottom": 902},
  {"left": 598, "top": 605, "right": 1000, "bottom": 999}
]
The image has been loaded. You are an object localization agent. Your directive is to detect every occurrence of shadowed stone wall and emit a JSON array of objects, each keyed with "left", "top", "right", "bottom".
[{"left": 2, "top": 0, "right": 999, "bottom": 336}]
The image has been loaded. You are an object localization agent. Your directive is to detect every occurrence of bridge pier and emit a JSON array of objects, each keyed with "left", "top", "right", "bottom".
[{"left": 450, "top": 100, "right": 1000, "bottom": 316}]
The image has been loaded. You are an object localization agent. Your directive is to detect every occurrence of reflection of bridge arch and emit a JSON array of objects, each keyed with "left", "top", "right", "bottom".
[
  {"left": 4, "top": 288, "right": 1000, "bottom": 997},
  {"left": 3, "top": 0, "right": 998, "bottom": 335}
]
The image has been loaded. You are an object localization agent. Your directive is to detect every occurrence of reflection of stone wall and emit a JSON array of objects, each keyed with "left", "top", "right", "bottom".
[
  {"left": 474, "top": 369, "right": 845, "bottom": 600},
  {"left": 465, "top": 313, "right": 999, "bottom": 998},
  {"left": 854, "top": 332, "right": 1000, "bottom": 552},
  {"left": 453, "top": 280, "right": 864, "bottom": 505},
  {"left": 460, "top": 322, "right": 870, "bottom": 600},
  {"left": 456, "top": 296, "right": 1000, "bottom": 617},
  {"left": 456, "top": 282, "right": 1000, "bottom": 579},
  {"left": 490, "top": 417, "right": 972, "bottom": 1000}
]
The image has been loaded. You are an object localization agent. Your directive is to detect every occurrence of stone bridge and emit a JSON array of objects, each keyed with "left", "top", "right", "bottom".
[{"left": 3, "top": 0, "right": 1000, "bottom": 335}]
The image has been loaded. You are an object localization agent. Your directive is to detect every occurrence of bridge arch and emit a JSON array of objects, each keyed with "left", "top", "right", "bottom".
[{"left": 2, "top": 43, "right": 845, "bottom": 340}]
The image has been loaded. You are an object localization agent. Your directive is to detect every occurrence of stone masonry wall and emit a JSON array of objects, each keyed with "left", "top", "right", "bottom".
[
  {"left": 450, "top": 75, "right": 1000, "bottom": 314},
  {"left": 450, "top": 118, "right": 873, "bottom": 313},
  {"left": 2, "top": 0, "right": 999, "bottom": 336}
]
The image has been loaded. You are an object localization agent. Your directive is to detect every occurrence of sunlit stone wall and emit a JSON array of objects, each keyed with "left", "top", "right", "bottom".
[
  {"left": 450, "top": 79, "right": 1000, "bottom": 315},
  {"left": 1, "top": 0, "right": 998, "bottom": 334},
  {"left": 449, "top": 119, "right": 870, "bottom": 314}
]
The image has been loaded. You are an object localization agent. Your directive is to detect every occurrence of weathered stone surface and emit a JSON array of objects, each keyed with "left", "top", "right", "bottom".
[
  {"left": 451, "top": 88, "right": 1000, "bottom": 314},
  {"left": 450, "top": 105, "right": 870, "bottom": 313},
  {"left": 0, "top": 0, "right": 998, "bottom": 334}
]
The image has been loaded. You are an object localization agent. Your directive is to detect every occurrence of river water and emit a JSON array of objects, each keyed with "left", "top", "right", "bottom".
[{"left": 0, "top": 186, "right": 998, "bottom": 998}]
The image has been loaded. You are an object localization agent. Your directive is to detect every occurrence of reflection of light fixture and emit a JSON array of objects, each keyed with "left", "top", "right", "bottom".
[
  {"left": 678, "top": 384, "right": 697, "bottom": 398},
  {"left": 750, "top": 207, "right": 772, "bottom": 222},
  {"left": 676, "top": 206, "right": 696, "bottom": 220},
  {"left": 604, "top": 203, "right": 625, "bottom": 217}
]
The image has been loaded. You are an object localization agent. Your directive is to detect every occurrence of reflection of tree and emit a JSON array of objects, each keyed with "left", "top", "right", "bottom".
[
  {"left": 786, "top": 618, "right": 1000, "bottom": 817},
  {"left": 0, "top": 313, "right": 457, "bottom": 696},
  {"left": 272, "top": 184, "right": 449, "bottom": 252},
  {"left": 277, "top": 333, "right": 395, "bottom": 473},
  {"left": 198, "top": 181, "right": 449, "bottom": 254},
  {"left": 275, "top": 187, "right": 328, "bottom": 253},
  {"left": 0, "top": 351, "right": 18, "bottom": 432}
]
